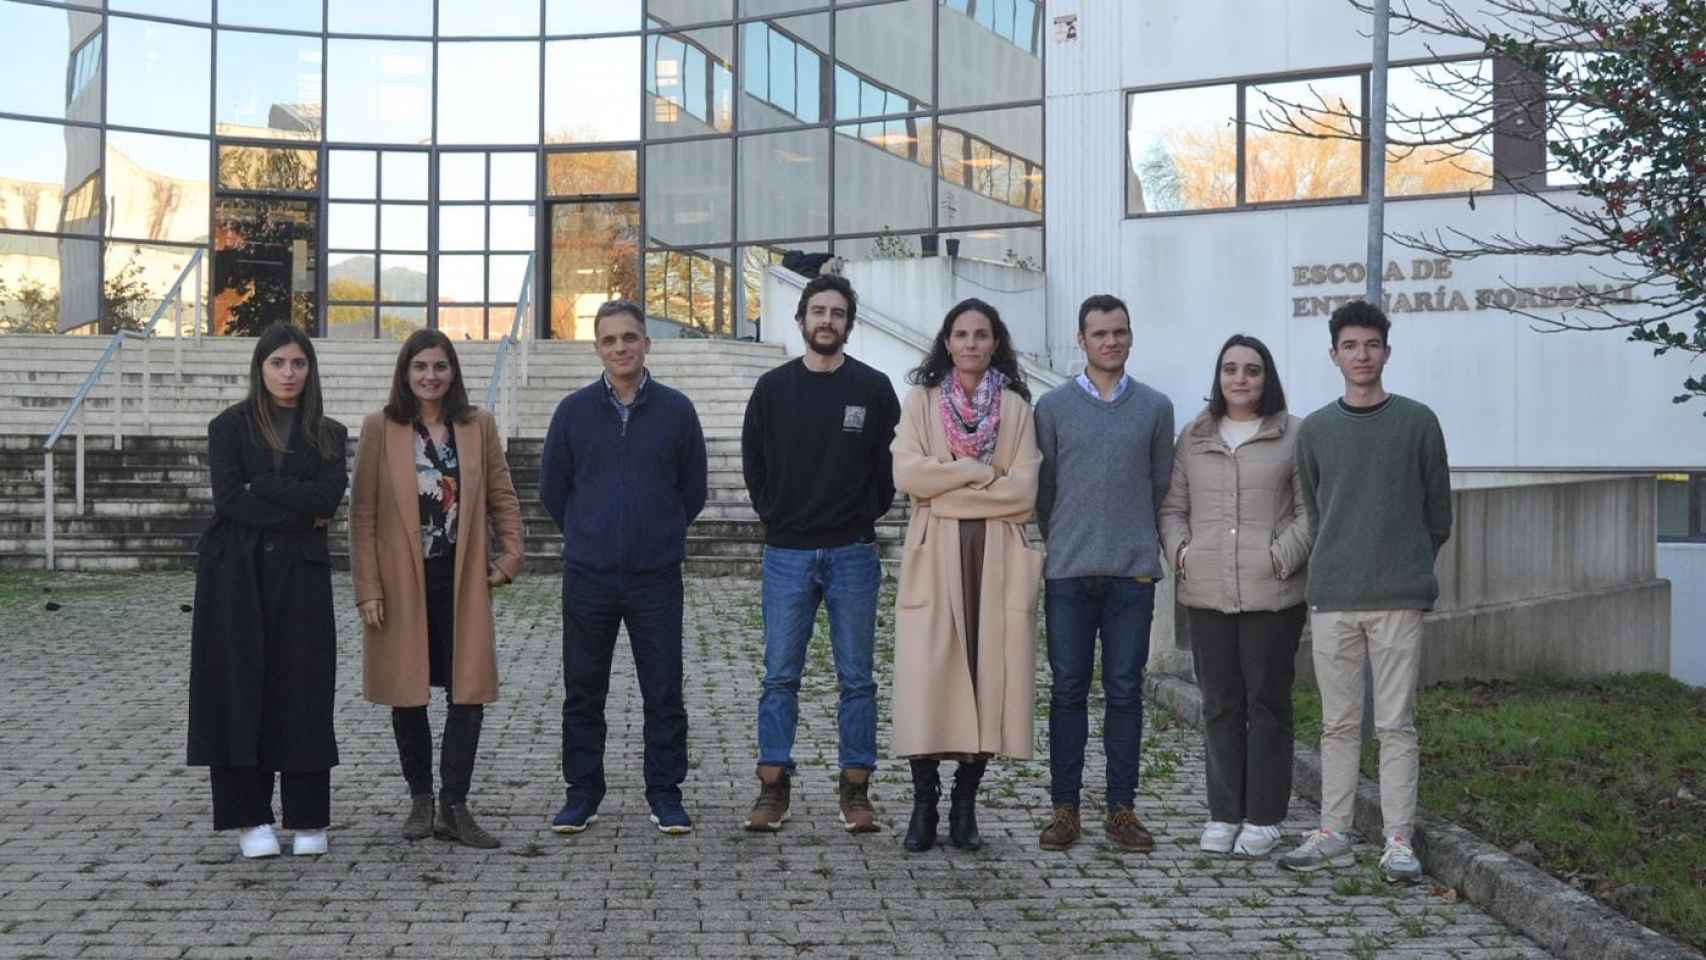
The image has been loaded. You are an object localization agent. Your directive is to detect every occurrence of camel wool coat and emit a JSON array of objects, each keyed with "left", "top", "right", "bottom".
[
  {"left": 890, "top": 385, "right": 1044, "bottom": 759},
  {"left": 349, "top": 409, "right": 524, "bottom": 706}
]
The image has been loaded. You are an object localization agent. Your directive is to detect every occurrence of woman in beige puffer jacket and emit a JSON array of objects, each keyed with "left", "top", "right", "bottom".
[{"left": 1159, "top": 334, "right": 1312, "bottom": 860}]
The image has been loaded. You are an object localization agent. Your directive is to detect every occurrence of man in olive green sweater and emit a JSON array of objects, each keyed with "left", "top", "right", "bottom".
[{"left": 1278, "top": 301, "right": 1451, "bottom": 885}]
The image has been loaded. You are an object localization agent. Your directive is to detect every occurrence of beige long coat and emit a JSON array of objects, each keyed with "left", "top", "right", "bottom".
[
  {"left": 349, "top": 409, "right": 525, "bottom": 706},
  {"left": 890, "top": 385, "right": 1043, "bottom": 759},
  {"left": 1157, "top": 409, "right": 1312, "bottom": 614}
]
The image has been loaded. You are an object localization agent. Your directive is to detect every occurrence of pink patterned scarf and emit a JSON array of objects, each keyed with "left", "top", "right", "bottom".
[{"left": 940, "top": 368, "right": 1007, "bottom": 464}]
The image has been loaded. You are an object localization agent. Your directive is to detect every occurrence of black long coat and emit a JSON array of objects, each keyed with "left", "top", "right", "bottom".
[{"left": 186, "top": 403, "right": 349, "bottom": 771}]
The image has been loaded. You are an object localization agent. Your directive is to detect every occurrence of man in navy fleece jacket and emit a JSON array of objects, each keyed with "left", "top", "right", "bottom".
[{"left": 538, "top": 300, "right": 708, "bottom": 837}]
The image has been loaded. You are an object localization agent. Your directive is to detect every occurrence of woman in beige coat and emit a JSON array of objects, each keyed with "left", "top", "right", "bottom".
[
  {"left": 892, "top": 298, "right": 1043, "bottom": 854},
  {"left": 1159, "top": 333, "right": 1311, "bottom": 859},
  {"left": 349, "top": 330, "right": 524, "bottom": 848}
]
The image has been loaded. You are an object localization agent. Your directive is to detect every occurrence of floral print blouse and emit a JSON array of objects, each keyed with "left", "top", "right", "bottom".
[{"left": 414, "top": 421, "right": 460, "bottom": 559}]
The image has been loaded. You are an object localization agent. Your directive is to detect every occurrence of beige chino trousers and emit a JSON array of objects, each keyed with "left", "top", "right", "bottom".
[{"left": 1310, "top": 608, "right": 1424, "bottom": 838}]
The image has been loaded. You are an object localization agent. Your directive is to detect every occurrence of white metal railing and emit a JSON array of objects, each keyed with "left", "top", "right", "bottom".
[
  {"left": 40, "top": 249, "right": 205, "bottom": 569},
  {"left": 484, "top": 252, "right": 536, "bottom": 444}
]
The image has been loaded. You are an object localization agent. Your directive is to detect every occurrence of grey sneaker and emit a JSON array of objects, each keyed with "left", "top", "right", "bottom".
[
  {"left": 1277, "top": 828, "right": 1356, "bottom": 872},
  {"left": 1379, "top": 833, "right": 1423, "bottom": 884}
]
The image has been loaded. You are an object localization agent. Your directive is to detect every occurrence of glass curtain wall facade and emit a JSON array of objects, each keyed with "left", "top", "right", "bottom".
[{"left": 0, "top": 0, "right": 1043, "bottom": 339}]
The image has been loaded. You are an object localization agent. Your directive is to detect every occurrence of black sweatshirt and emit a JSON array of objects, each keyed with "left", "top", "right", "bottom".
[{"left": 740, "top": 356, "right": 901, "bottom": 549}]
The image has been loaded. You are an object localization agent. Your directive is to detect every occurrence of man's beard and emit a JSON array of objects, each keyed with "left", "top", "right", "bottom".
[{"left": 805, "top": 327, "right": 846, "bottom": 356}]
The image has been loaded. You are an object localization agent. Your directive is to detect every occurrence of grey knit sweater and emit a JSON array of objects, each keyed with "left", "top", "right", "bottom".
[{"left": 1035, "top": 377, "right": 1176, "bottom": 580}]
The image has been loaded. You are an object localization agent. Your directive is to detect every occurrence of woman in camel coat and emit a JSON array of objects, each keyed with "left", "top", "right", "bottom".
[
  {"left": 349, "top": 329, "right": 524, "bottom": 848},
  {"left": 891, "top": 297, "right": 1043, "bottom": 853}
]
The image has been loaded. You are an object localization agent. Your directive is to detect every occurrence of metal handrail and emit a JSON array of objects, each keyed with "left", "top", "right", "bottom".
[
  {"left": 40, "top": 248, "right": 204, "bottom": 569},
  {"left": 484, "top": 253, "right": 536, "bottom": 442}
]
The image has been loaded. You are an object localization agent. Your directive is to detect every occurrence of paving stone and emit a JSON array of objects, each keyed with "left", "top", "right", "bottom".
[{"left": 0, "top": 570, "right": 1554, "bottom": 958}]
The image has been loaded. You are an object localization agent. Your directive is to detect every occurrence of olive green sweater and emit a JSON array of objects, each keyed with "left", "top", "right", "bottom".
[{"left": 1295, "top": 395, "right": 1452, "bottom": 611}]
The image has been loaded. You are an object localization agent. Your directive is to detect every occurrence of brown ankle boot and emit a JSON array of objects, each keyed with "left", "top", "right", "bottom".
[
  {"left": 838, "top": 769, "right": 880, "bottom": 834},
  {"left": 745, "top": 765, "right": 791, "bottom": 832}
]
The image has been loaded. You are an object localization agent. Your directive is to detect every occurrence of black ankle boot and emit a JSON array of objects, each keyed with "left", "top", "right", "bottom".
[
  {"left": 949, "top": 758, "right": 987, "bottom": 850},
  {"left": 903, "top": 759, "right": 941, "bottom": 853}
]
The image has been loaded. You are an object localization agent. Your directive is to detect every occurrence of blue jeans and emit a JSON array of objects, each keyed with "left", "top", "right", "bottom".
[
  {"left": 561, "top": 565, "right": 687, "bottom": 806},
  {"left": 1045, "top": 576, "right": 1156, "bottom": 808},
  {"left": 756, "top": 543, "right": 882, "bottom": 772}
]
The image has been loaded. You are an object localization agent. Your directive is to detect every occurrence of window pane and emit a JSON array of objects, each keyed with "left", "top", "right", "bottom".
[
  {"left": 741, "top": 0, "right": 817, "bottom": 15},
  {"left": 1244, "top": 74, "right": 1363, "bottom": 204},
  {"left": 380, "top": 304, "right": 425, "bottom": 338},
  {"left": 646, "top": 139, "right": 732, "bottom": 247},
  {"left": 643, "top": 0, "right": 728, "bottom": 26},
  {"left": 326, "top": 304, "right": 373, "bottom": 338},
  {"left": 440, "top": 153, "right": 486, "bottom": 201},
  {"left": 939, "top": 106, "right": 1041, "bottom": 224},
  {"left": 739, "top": 15, "right": 825, "bottom": 131},
  {"left": 739, "top": 128, "right": 828, "bottom": 241},
  {"left": 328, "top": 252, "right": 374, "bottom": 300},
  {"left": 836, "top": 0, "right": 931, "bottom": 109},
  {"left": 549, "top": 201, "right": 639, "bottom": 340},
  {"left": 219, "top": 0, "right": 320, "bottom": 32},
  {"left": 546, "top": 150, "right": 638, "bottom": 196},
  {"left": 1387, "top": 60, "right": 1493, "bottom": 197},
  {"left": 329, "top": 0, "right": 431, "bottom": 36},
  {"left": 379, "top": 254, "right": 427, "bottom": 302},
  {"left": 111, "top": 0, "right": 209, "bottom": 20},
  {"left": 0, "top": 234, "right": 100, "bottom": 333},
  {"left": 439, "top": 0, "right": 538, "bottom": 36},
  {"left": 940, "top": 0, "right": 1040, "bottom": 106},
  {"left": 546, "top": 38, "right": 642, "bottom": 143},
  {"left": 439, "top": 206, "right": 485, "bottom": 251},
  {"left": 835, "top": 123, "right": 929, "bottom": 234},
  {"left": 105, "top": 131, "right": 211, "bottom": 244},
  {"left": 546, "top": 0, "right": 641, "bottom": 35},
  {"left": 328, "top": 149, "right": 376, "bottom": 198},
  {"left": 489, "top": 205, "right": 536, "bottom": 250},
  {"left": 212, "top": 196, "right": 317, "bottom": 335},
  {"left": 380, "top": 204, "right": 428, "bottom": 250},
  {"left": 328, "top": 202, "right": 376, "bottom": 248},
  {"left": 437, "top": 254, "right": 485, "bottom": 303},
  {"left": 382, "top": 152, "right": 429, "bottom": 200},
  {"left": 104, "top": 241, "right": 209, "bottom": 333},
  {"left": 489, "top": 254, "right": 530, "bottom": 303},
  {"left": 490, "top": 153, "right": 537, "bottom": 201},
  {"left": 109, "top": 17, "right": 211, "bottom": 135},
  {"left": 1126, "top": 84, "right": 1236, "bottom": 214},
  {"left": 217, "top": 144, "right": 319, "bottom": 192},
  {"left": 0, "top": 3, "right": 101, "bottom": 122},
  {"left": 216, "top": 30, "right": 323, "bottom": 141},
  {"left": 327, "top": 40, "right": 432, "bottom": 144},
  {"left": 1658, "top": 475, "right": 1691, "bottom": 539},
  {"left": 439, "top": 42, "right": 540, "bottom": 144},
  {"left": 644, "top": 247, "right": 732, "bottom": 337},
  {"left": 0, "top": 118, "right": 100, "bottom": 236}
]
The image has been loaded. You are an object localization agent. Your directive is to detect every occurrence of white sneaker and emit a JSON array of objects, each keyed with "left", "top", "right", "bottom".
[
  {"left": 1233, "top": 823, "right": 1284, "bottom": 858},
  {"left": 292, "top": 829, "right": 328, "bottom": 856},
  {"left": 1379, "top": 832, "right": 1422, "bottom": 883},
  {"left": 1199, "top": 820, "right": 1240, "bottom": 854},
  {"left": 238, "top": 824, "right": 280, "bottom": 859}
]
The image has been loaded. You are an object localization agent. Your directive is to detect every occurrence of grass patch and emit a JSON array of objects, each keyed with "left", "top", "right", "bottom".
[{"left": 1294, "top": 673, "right": 1706, "bottom": 950}]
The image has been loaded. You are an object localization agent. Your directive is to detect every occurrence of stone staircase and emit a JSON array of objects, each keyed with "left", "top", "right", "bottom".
[{"left": 0, "top": 335, "right": 909, "bottom": 576}]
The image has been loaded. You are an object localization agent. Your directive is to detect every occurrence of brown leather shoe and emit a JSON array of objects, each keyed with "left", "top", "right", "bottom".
[
  {"left": 434, "top": 800, "right": 500, "bottom": 849},
  {"left": 401, "top": 794, "right": 434, "bottom": 840},
  {"left": 1105, "top": 804, "right": 1155, "bottom": 853},
  {"left": 837, "top": 769, "right": 880, "bottom": 833},
  {"left": 744, "top": 765, "right": 791, "bottom": 832},
  {"left": 1039, "top": 804, "right": 1082, "bottom": 850}
]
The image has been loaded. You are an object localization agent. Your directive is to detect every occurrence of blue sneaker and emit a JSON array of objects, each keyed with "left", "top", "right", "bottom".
[
  {"left": 648, "top": 795, "right": 693, "bottom": 835},
  {"left": 550, "top": 797, "right": 599, "bottom": 834}
]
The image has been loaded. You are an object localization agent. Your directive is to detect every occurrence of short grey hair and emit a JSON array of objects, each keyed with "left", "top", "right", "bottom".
[{"left": 594, "top": 299, "right": 647, "bottom": 337}]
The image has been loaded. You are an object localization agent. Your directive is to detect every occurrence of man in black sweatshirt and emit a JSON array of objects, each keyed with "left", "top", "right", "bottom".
[{"left": 740, "top": 274, "right": 901, "bottom": 835}]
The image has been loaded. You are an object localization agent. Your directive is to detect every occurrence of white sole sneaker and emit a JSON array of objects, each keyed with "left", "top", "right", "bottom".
[
  {"left": 1233, "top": 824, "right": 1283, "bottom": 858},
  {"left": 1199, "top": 821, "right": 1239, "bottom": 854},
  {"left": 292, "top": 830, "right": 328, "bottom": 856},
  {"left": 238, "top": 825, "right": 280, "bottom": 859},
  {"left": 649, "top": 815, "right": 692, "bottom": 835},
  {"left": 551, "top": 815, "right": 597, "bottom": 835}
]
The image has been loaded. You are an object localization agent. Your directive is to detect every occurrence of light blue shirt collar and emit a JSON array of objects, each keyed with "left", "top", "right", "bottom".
[{"left": 1075, "top": 370, "right": 1130, "bottom": 403}]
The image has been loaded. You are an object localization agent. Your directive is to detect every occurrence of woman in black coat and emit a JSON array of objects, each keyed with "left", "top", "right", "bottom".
[{"left": 187, "top": 323, "right": 348, "bottom": 859}]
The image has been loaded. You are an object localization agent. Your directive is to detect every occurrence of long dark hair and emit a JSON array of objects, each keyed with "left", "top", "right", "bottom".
[
  {"left": 1206, "top": 333, "right": 1287, "bottom": 418},
  {"left": 906, "top": 298, "right": 1032, "bottom": 402},
  {"left": 384, "top": 329, "right": 473, "bottom": 425},
  {"left": 245, "top": 323, "right": 339, "bottom": 459}
]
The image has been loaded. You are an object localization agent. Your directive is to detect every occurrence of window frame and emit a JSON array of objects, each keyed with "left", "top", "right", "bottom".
[{"left": 1658, "top": 473, "right": 1706, "bottom": 544}]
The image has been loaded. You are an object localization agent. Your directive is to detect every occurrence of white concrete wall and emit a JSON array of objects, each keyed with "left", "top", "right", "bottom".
[{"left": 1659, "top": 543, "right": 1706, "bottom": 686}]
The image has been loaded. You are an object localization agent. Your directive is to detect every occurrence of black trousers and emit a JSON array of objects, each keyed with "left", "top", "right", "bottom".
[
  {"left": 209, "top": 767, "right": 330, "bottom": 831},
  {"left": 391, "top": 554, "right": 484, "bottom": 804},
  {"left": 1188, "top": 604, "right": 1307, "bottom": 826}
]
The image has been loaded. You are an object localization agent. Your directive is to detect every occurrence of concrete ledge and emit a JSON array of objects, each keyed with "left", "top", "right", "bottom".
[{"left": 1144, "top": 671, "right": 1705, "bottom": 960}]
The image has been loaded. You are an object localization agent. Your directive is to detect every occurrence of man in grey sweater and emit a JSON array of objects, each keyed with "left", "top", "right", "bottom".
[
  {"left": 1278, "top": 301, "right": 1451, "bottom": 884},
  {"left": 1034, "top": 294, "right": 1175, "bottom": 853}
]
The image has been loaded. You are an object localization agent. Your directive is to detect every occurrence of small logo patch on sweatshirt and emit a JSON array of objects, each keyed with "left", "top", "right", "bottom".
[{"left": 842, "top": 405, "right": 867, "bottom": 432}]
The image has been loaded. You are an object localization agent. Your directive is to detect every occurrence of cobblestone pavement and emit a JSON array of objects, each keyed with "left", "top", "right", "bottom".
[{"left": 0, "top": 571, "right": 1552, "bottom": 959}]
